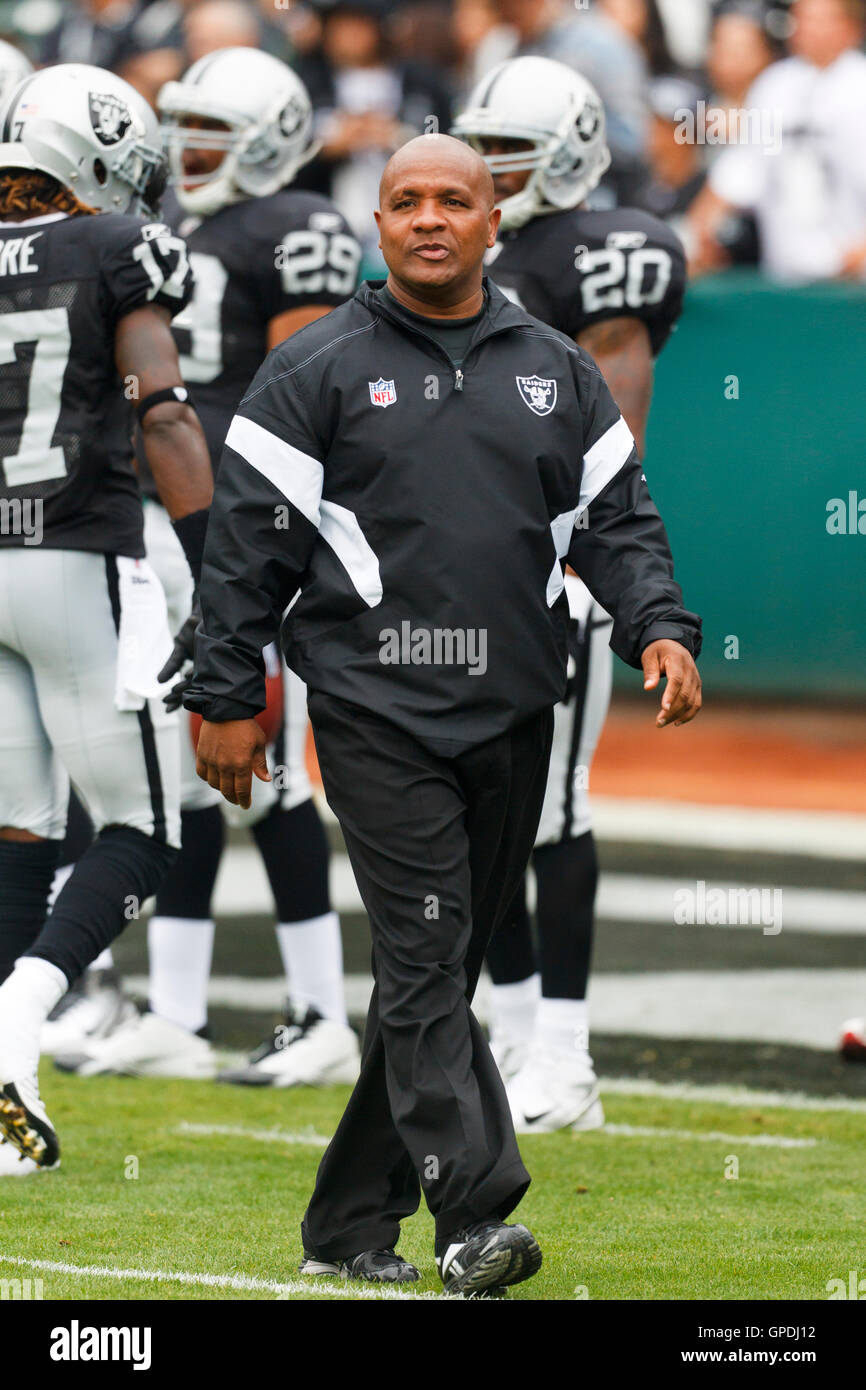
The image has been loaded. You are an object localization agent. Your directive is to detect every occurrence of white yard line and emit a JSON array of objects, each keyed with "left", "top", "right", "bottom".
[
  {"left": 174, "top": 1118, "right": 818, "bottom": 1152},
  {"left": 0, "top": 1254, "right": 448, "bottom": 1300},
  {"left": 175, "top": 1121, "right": 329, "bottom": 1147},
  {"left": 600, "top": 1076, "right": 866, "bottom": 1113},
  {"left": 601, "top": 1124, "right": 817, "bottom": 1148}
]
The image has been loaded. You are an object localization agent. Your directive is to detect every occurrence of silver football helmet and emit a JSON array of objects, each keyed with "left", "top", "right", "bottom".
[
  {"left": 0, "top": 40, "right": 32, "bottom": 109},
  {"left": 158, "top": 48, "right": 317, "bottom": 216},
  {"left": 0, "top": 64, "right": 166, "bottom": 216},
  {"left": 452, "top": 57, "right": 611, "bottom": 231}
]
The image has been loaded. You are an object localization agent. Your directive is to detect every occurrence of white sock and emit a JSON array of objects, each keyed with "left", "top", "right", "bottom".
[
  {"left": 488, "top": 973, "right": 541, "bottom": 1047},
  {"left": 0, "top": 957, "right": 68, "bottom": 1075},
  {"left": 147, "top": 916, "right": 214, "bottom": 1034},
  {"left": 534, "top": 997, "right": 590, "bottom": 1057},
  {"left": 90, "top": 947, "right": 114, "bottom": 972},
  {"left": 276, "top": 912, "right": 347, "bottom": 1025}
]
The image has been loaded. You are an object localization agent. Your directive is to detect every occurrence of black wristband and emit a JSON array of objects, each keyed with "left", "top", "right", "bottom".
[
  {"left": 137, "top": 385, "right": 191, "bottom": 422},
  {"left": 171, "top": 508, "right": 209, "bottom": 585}
]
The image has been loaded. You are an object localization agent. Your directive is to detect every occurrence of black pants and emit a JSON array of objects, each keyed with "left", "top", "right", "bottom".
[{"left": 301, "top": 692, "right": 553, "bottom": 1259}]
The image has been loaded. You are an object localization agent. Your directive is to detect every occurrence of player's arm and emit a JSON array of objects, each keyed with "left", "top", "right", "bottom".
[
  {"left": 115, "top": 304, "right": 213, "bottom": 523},
  {"left": 268, "top": 304, "right": 334, "bottom": 349},
  {"left": 577, "top": 316, "right": 653, "bottom": 456}
]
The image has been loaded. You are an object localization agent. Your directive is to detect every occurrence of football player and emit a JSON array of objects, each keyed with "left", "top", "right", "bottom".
[
  {"left": 0, "top": 63, "right": 212, "bottom": 1173},
  {"left": 53, "top": 49, "right": 363, "bottom": 1088},
  {"left": 452, "top": 56, "right": 686, "bottom": 1132},
  {"left": 0, "top": 39, "right": 32, "bottom": 104}
]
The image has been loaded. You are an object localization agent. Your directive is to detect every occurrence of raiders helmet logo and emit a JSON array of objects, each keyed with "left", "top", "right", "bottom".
[
  {"left": 575, "top": 102, "right": 601, "bottom": 143},
  {"left": 89, "top": 92, "right": 132, "bottom": 146},
  {"left": 278, "top": 98, "right": 306, "bottom": 139},
  {"left": 516, "top": 375, "right": 556, "bottom": 417}
]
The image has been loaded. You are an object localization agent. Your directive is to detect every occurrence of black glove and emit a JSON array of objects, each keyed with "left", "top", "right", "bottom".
[{"left": 159, "top": 594, "right": 200, "bottom": 709}]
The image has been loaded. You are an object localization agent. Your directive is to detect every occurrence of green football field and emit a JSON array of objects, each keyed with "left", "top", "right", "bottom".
[{"left": 1, "top": 1066, "right": 864, "bottom": 1301}]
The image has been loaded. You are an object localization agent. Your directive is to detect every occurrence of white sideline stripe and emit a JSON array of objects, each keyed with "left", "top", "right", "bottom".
[
  {"left": 586, "top": 968, "right": 866, "bottom": 1049},
  {"left": 319, "top": 499, "right": 382, "bottom": 607},
  {"left": 601, "top": 1077, "right": 866, "bottom": 1114},
  {"left": 591, "top": 798, "right": 866, "bottom": 861},
  {"left": 121, "top": 966, "right": 866, "bottom": 1052},
  {"left": 195, "top": 845, "right": 866, "bottom": 934},
  {"left": 0, "top": 1255, "right": 445, "bottom": 1300},
  {"left": 225, "top": 416, "right": 322, "bottom": 527},
  {"left": 579, "top": 415, "right": 634, "bottom": 512},
  {"left": 601, "top": 1123, "right": 817, "bottom": 1148},
  {"left": 546, "top": 509, "right": 576, "bottom": 607},
  {"left": 176, "top": 1121, "right": 329, "bottom": 1147}
]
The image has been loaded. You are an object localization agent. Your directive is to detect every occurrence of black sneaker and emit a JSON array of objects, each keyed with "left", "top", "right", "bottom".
[
  {"left": 0, "top": 1079, "right": 60, "bottom": 1168},
  {"left": 299, "top": 1249, "right": 421, "bottom": 1283},
  {"left": 437, "top": 1221, "right": 542, "bottom": 1296}
]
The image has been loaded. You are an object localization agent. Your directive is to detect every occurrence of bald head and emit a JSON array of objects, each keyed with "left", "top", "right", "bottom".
[{"left": 380, "top": 134, "right": 495, "bottom": 211}]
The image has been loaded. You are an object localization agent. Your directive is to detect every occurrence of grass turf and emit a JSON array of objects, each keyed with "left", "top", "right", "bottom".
[{"left": 0, "top": 1065, "right": 864, "bottom": 1301}]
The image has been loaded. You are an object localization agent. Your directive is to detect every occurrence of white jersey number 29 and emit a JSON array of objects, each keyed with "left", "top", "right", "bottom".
[
  {"left": 0, "top": 307, "right": 71, "bottom": 487},
  {"left": 579, "top": 248, "right": 672, "bottom": 315}
]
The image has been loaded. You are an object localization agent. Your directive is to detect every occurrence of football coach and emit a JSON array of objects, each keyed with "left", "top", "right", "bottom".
[{"left": 184, "top": 135, "right": 702, "bottom": 1297}]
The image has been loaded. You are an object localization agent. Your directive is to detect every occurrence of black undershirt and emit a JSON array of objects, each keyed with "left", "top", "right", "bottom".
[{"left": 380, "top": 284, "right": 485, "bottom": 368}]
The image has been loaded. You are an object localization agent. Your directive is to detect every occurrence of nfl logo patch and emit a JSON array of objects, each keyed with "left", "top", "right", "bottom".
[
  {"left": 369, "top": 378, "right": 397, "bottom": 408},
  {"left": 516, "top": 375, "right": 557, "bottom": 416}
]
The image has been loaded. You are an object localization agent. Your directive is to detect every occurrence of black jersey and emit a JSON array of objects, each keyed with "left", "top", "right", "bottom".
[
  {"left": 0, "top": 211, "right": 192, "bottom": 555},
  {"left": 162, "top": 189, "right": 361, "bottom": 475},
  {"left": 485, "top": 206, "right": 686, "bottom": 357}
]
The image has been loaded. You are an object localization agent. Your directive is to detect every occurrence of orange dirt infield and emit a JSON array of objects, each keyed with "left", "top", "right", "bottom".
[{"left": 306, "top": 699, "right": 866, "bottom": 816}]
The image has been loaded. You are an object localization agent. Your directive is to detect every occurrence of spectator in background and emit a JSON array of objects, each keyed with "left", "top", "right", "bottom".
[
  {"left": 637, "top": 74, "right": 761, "bottom": 266},
  {"left": 475, "top": 0, "right": 650, "bottom": 203},
  {"left": 706, "top": 0, "right": 782, "bottom": 138},
  {"left": 38, "top": 0, "right": 142, "bottom": 69},
  {"left": 689, "top": 0, "right": 866, "bottom": 281},
  {"left": 600, "top": 0, "right": 677, "bottom": 76},
  {"left": 119, "top": 1, "right": 290, "bottom": 108},
  {"left": 295, "top": 0, "right": 452, "bottom": 268}
]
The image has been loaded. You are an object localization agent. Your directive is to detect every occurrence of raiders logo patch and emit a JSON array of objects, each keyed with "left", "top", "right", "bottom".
[
  {"left": 89, "top": 92, "right": 132, "bottom": 146},
  {"left": 516, "top": 375, "right": 556, "bottom": 416}
]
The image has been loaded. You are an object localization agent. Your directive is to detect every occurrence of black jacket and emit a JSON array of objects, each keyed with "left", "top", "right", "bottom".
[{"left": 185, "top": 279, "right": 701, "bottom": 754}]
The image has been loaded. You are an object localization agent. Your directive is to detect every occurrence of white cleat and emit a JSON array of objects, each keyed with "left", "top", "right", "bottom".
[
  {"left": 506, "top": 1045, "right": 605, "bottom": 1133},
  {"left": 218, "top": 1004, "right": 360, "bottom": 1088},
  {"left": 41, "top": 968, "right": 138, "bottom": 1055},
  {"left": 0, "top": 1138, "right": 50, "bottom": 1176},
  {"left": 53, "top": 1011, "right": 218, "bottom": 1079}
]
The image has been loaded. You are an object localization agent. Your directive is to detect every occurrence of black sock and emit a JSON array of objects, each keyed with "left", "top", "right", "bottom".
[
  {"left": 0, "top": 839, "right": 62, "bottom": 984},
  {"left": 251, "top": 798, "right": 331, "bottom": 922},
  {"left": 154, "top": 805, "right": 225, "bottom": 919},
  {"left": 26, "top": 826, "right": 176, "bottom": 983},
  {"left": 485, "top": 873, "right": 537, "bottom": 985},
  {"left": 534, "top": 831, "right": 598, "bottom": 1000}
]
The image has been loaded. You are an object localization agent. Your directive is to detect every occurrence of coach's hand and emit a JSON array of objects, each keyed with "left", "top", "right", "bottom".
[
  {"left": 195, "top": 718, "right": 272, "bottom": 809},
  {"left": 641, "top": 640, "right": 702, "bottom": 728}
]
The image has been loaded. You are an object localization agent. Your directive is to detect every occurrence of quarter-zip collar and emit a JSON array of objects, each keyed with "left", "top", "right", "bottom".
[{"left": 359, "top": 275, "right": 531, "bottom": 353}]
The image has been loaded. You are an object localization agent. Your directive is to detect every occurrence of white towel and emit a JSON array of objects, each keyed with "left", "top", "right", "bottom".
[{"left": 114, "top": 556, "right": 177, "bottom": 711}]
